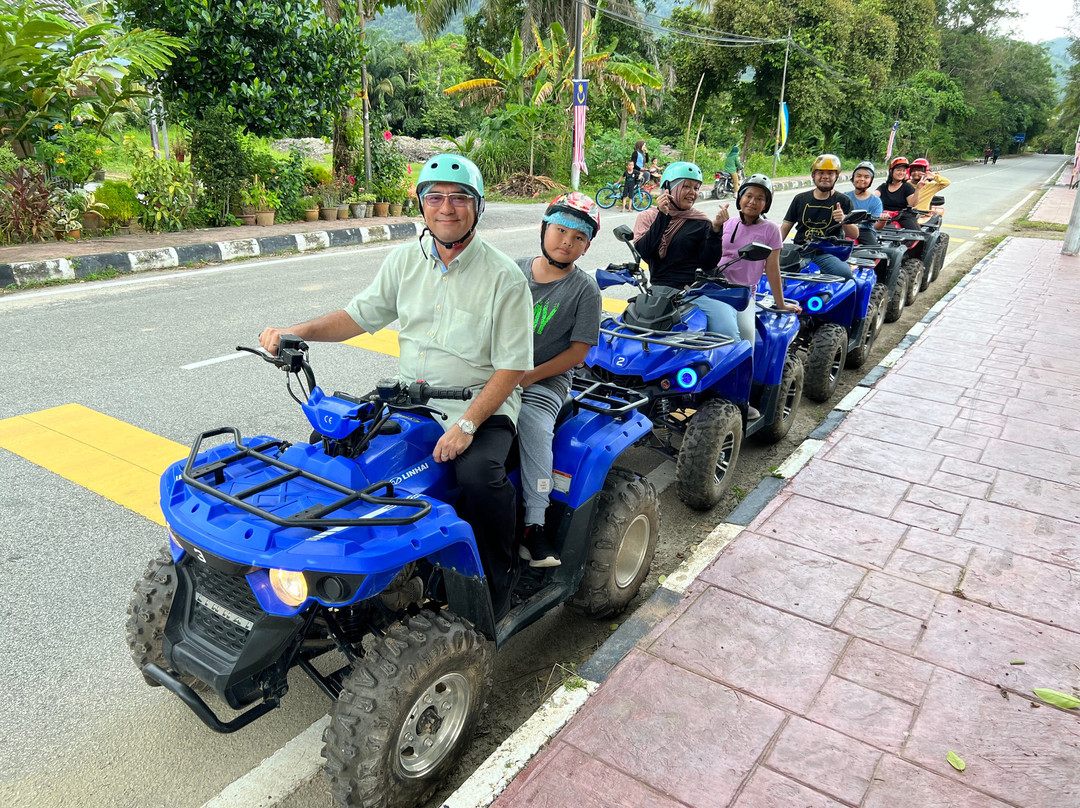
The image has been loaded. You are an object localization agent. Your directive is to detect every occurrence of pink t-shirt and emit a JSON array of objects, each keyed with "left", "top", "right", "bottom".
[{"left": 718, "top": 216, "right": 783, "bottom": 287}]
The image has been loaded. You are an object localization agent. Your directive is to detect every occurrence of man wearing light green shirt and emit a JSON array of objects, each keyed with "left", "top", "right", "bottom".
[{"left": 259, "top": 155, "right": 533, "bottom": 616}]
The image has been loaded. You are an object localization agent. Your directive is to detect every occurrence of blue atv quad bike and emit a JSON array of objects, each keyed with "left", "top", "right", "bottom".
[
  {"left": 582, "top": 225, "right": 804, "bottom": 511},
  {"left": 124, "top": 337, "right": 659, "bottom": 808},
  {"left": 766, "top": 216, "right": 886, "bottom": 402}
]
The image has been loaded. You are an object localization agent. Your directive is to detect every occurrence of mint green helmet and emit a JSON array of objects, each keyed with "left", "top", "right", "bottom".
[
  {"left": 417, "top": 154, "right": 485, "bottom": 218},
  {"left": 660, "top": 161, "right": 703, "bottom": 190}
]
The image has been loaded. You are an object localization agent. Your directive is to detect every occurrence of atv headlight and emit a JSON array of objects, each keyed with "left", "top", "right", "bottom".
[
  {"left": 807, "top": 294, "right": 831, "bottom": 312},
  {"left": 675, "top": 366, "right": 699, "bottom": 389},
  {"left": 269, "top": 568, "right": 308, "bottom": 606}
]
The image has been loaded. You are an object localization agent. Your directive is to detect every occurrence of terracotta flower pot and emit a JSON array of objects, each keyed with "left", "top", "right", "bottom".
[
  {"left": 319, "top": 207, "right": 338, "bottom": 221},
  {"left": 55, "top": 228, "right": 80, "bottom": 241},
  {"left": 255, "top": 209, "right": 275, "bottom": 226},
  {"left": 239, "top": 213, "right": 257, "bottom": 225},
  {"left": 304, "top": 209, "right": 319, "bottom": 222},
  {"left": 388, "top": 203, "right": 403, "bottom": 216},
  {"left": 82, "top": 211, "right": 103, "bottom": 231},
  {"left": 337, "top": 204, "right": 350, "bottom": 219},
  {"left": 373, "top": 202, "right": 390, "bottom": 217}
]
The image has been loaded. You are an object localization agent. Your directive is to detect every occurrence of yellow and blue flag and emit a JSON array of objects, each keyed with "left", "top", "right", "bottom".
[{"left": 777, "top": 102, "right": 789, "bottom": 155}]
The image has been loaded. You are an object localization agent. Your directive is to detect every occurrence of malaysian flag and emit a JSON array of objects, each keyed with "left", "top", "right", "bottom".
[
  {"left": 885, "top": 120, "right": 900, "bottom": 162},
  {"left": 573, "top": 79, "right": 589, "bottom": 175}
]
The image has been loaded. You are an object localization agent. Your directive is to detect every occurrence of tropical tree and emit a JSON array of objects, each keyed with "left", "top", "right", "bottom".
[
  {"left": 443, "top": 30, "right": 542, "bottom": 112},
  {"left": 0, "top": 3, "right": 186, "bottom": 147}
]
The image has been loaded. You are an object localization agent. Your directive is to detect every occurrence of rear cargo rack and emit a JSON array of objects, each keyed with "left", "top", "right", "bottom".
[
  {"left": 780, "top": 271, "right": 849, "bottom": 284},
  {"left": 182, "top": 427, "right": 430, "bottom": 529},
  {"left": 571, "top": 378, "right": 650, "bottom": 419},
  {"left": 598, "top": 318, "right": 735, "bottom": 352}
]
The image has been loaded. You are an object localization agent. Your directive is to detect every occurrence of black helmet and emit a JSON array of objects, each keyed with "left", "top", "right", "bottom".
[{"left": 736, "top": 173, "right": 773, "bottom": 213}]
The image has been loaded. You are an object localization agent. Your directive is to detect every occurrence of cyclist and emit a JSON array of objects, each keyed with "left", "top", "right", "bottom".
[
  {"left": 845, "top": 160, "right": 883, "bottom": 244},
  {"left": 876, "top": 156, "right": 920, "bottom": 231},
  {"left": 780, "top": 154, "right": 858, "bottom": 281}
]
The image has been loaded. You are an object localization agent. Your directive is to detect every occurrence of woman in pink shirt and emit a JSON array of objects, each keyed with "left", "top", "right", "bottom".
[{"left": 708, "top": 174, "right": 800, "bottom": 346}]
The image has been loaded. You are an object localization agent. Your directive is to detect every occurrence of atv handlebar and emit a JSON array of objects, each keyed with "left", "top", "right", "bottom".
[
  {"left": 373, "top": 380, "right": 472, "bottom": 406},
  {"left": 237, "top": 336, "right": 316, "bottom": 392}
]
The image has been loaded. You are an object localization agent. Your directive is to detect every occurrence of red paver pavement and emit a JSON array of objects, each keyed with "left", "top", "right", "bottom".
[
  {"left": 494, "top": 237, "right": 1080, "bottom": 808},
  {"left": 1029, "top": 186, "right": 1074, "bottom": 224}
]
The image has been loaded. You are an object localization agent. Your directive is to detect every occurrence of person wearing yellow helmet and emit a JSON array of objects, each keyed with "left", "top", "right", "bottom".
[
  {"left": 780, "top": 153, "right": 858, "bottom": 280},
  {"left": 258, "top": 154, "right": 534, "bottom": 618}
]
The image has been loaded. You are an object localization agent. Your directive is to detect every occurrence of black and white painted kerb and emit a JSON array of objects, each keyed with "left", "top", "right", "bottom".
[{"left": 0, "top": 222, "right": 426, "bottom": 288}]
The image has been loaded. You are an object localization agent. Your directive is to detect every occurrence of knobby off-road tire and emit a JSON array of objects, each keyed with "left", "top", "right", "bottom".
[
  {"left": 931, "top": 233, "right": 950, "bottom": 283},
  {"left": 756, "top": 355, "right": 804, "bottom": 443},
  {"left": 675, "top": 399, "right": 743, "bottom": 511},
  {"left": 804, "top": 323, "right": 848, "bottom": 402},
  {"left": 595, "top": 187, "right": 618, "bottom": 209},
  {"left": 570, "top": 467, "right": 660, "bottom": 618},
  {"left": 323, "top": 610, "right": 494, "bottom": 808},
  {"left": 125, "top": 545, "right": 203, "bottom": 689},
  {"left": 902, "top": 258, "right": 924, "bottom": 306},
  {"left": 847, "top": 284, "right": 887, "bottom": 369},
  {"left": 883, "top": 264, "right": 908, "bottom": 323}
]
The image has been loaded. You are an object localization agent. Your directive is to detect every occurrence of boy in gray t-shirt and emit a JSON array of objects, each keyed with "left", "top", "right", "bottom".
[{"left": 514, "top": 193, "right": 602, "bottom": 567}]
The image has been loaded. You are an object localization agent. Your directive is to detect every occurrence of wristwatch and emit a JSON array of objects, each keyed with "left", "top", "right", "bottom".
[{"left": 456, "top": 418, "right": 476, "bottom": 436}]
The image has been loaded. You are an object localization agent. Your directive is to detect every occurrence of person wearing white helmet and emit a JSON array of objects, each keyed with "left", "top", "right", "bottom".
[
  {"left": 513, "top": 192, "right": 603, "bottom": 568},
  {"left": 845, "top": 160, "right": 883, "bottom": 244},
  {"left": 258, "top": 154, "right": 534, "bottom": 618}
]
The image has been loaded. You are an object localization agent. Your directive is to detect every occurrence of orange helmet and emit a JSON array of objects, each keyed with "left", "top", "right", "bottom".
[{"left": 889, "top": 156, "right": 910, "bottom": 171}]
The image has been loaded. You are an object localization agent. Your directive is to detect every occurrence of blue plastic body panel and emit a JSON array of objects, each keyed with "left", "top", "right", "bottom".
[
  {"left": 549, "top": 406, "right": 652, "bottom": 509},
  {"left": 300, "top": 386, "right": 369, "bottom": 440},
  {"left": 753, "top": 309, "right": 800, "bottom": 386}
]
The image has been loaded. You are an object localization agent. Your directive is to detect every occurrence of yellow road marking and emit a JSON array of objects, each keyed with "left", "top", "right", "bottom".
[
  {"left": 949, "top": 237, "right": 967, "bottom": 244},
  {"left": 343, "top": 328, "right": 400, "bottom": 357},
  {"left": 0, "top": 404, "right": 187, "bottom": 525},
  {"left": 943, "top": 224, "right": 980, "bottom": 231},
  {"left": 603, "top": 297, "right": 628, "bottom": 314}
]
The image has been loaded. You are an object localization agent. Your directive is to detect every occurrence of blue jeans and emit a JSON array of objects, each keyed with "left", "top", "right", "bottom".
[{"left": 809, "top": 251, "right": 854, "bottom": 282}]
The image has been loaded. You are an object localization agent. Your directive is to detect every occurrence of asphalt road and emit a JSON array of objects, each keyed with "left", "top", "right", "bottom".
[{"left": 0, "top": 153, "right": 1065, "bottom": 808}]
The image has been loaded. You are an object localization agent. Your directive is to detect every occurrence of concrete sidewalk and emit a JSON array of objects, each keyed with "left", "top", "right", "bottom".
[{"left": 487, "top": 237, "right": 1080, "bottom": 808}]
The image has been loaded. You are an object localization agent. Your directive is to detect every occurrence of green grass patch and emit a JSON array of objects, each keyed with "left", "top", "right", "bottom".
[{"left": 1014, "top": 217, "right": 1068, "bottom": 232}]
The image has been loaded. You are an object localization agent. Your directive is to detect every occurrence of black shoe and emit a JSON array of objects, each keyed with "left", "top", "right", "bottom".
[{"left": 522, "top": 524, "right": 561, "bottom": 568}]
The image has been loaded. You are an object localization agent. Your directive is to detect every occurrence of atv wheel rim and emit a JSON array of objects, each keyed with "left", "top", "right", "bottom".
[
  {"left": 712, "top": 431, "right": 737, "bottom": 486},
  {"left": 829, "top": 347, "right": 844, "bottom": 385},
  {"left": 781, "top": 381, "right": 797, "bottom": 423},
  {"left": 615, "top": 513, "right": 652, "bottom": 589},
  {"left": 397, "top": 672, "right": 471, "bottom": 778}
]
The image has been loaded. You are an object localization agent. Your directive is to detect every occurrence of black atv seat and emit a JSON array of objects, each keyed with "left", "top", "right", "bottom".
[
  {"left": 779, "top": 243, "right": 803, "bottom": 271},
  {"left": 931, "top": 195, "right": 945, "bottom": 206},
  {"left": 623, "top": 291, "right": 680, "bottom": 331}
]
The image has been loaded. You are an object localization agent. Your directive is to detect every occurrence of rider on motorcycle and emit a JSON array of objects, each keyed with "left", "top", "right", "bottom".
[{"left": 780, "top": 153, "right": 858, "bottom": 281}]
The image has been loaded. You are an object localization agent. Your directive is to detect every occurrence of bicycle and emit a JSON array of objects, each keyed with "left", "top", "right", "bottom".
[{"left": 595, "top": 180, "right": 652, "bottom": 211}]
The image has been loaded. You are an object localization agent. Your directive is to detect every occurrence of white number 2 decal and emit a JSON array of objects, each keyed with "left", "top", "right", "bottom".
[{"left": 615, "top": 356, "right": 627, "bottom": 367}]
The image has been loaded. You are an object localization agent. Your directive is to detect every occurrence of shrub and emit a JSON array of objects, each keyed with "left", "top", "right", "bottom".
[
  {"left": 190, "top": 105, "right": 248, "bottom": 226},
  {"left": 34, "top": 127, "right": 105, "bottom": 187},
  {"left": 371, "top": 133, "right": 409, "bottom": 192},
  {"left": 0, "top": 164, "right": 53, "bottom": 243},
  {"left": 95, "top": 180, "right": 140, "bottom": 227},
  {"left": 126, "top": 138, "right": 195, "bottom": 232}
]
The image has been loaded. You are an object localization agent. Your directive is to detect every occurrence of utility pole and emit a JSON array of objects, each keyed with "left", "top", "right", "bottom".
[
  {"left": 771, "top": 28, "right": 791, "bottom": 179},
  {"left": 570, "top": 0, "right": 584, "bottom": 191},
  {"left": 358, "top": 0, "right": 372, "bottom": 183},
  {"left": 1063, "top": 122, "right": 1080, "bottom": 254}
]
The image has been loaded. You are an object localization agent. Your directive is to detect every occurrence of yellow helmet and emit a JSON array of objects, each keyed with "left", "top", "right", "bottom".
[{"left": 811, "top": 153, "right": 842, "bottom": 172}]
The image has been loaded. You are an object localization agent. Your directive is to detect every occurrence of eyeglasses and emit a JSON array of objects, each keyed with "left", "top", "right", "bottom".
[{"left": 423, "top": 192, "right": 473, "bottom": 209}]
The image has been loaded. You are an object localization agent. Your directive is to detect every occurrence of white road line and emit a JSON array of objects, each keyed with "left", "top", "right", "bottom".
[
  {"left": 181, "top": 353, "right": 248, "bottom": 370},
  {"left": 990, "top": 190, "right": 1036, "bottom": 226}
]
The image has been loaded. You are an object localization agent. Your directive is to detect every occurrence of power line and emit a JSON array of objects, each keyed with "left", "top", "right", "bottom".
[{"left": 577, "top": 0, "right": 786, "bottom": 47}]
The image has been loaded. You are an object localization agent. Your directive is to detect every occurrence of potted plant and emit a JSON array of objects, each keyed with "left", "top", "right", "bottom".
[
  {"left": 347, "top": 188, "right": 366, "bottom": 218},
  {"left": 388, "top": 185, "right": 406, "bottom": 217},
  {"left": 371, "top": 185, "right": 390, "bottom": 217},
  {"left": 51, "top": 204, "right": 82, "bottom": 240},
  {"left": 358, "top": 191, "right": 376, "bottom": 217},
  {"left": 68, "top": 189, "right": 109, "bottom": 232},
  {"left": 115, "top": 202, "right": 135, "bottom": 235},
  {"left": 241, "top": 175, "right": 279, "bottom": 226},
  {"left": 238, "top": 184, "right": 258, "bottom": 225},
  {"left": 318, "top": 179, "right": 338, "bottom": 221},
  {"left": 302, "top": 194, "right": 320, "bottom": 222}
]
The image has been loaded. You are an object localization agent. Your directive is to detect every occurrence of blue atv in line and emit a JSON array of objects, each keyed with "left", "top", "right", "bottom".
[
  {"left": 764, "top": 212, "right": 886, "bottom": 402},
  {"left": 125, "top": 337, "right": 657, "bottom": 808},
  {"left": 581, "top": 225, "right": 804, "bottom": 511}
]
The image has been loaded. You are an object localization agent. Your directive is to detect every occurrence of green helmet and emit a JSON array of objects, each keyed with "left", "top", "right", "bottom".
[
  {"left": 660, "top": 161, "right": 704, "bottom": 190},
  {"left": 417, "top": 154, "right": 485, "bottom": 217}
]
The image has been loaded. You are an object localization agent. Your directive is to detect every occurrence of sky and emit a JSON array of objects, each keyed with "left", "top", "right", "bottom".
[{"left": 1010, "top": 0, "right": 1076, "bottom": 43}]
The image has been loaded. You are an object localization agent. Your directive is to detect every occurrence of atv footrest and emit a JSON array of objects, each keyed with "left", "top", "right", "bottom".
[
  {"left": 143, "top": 663, "right": 279, "bottom": 733},
  {"left": 599, "top": 319, "right": 735, "bottom": 352},
  {"left": 182, "top": 427, "right": 431, "bottom": 529}
]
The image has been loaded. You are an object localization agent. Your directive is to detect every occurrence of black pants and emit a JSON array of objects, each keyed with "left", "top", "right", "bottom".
[
  {"left": 857, "top": 224, "right": 879, "bottom": 245},
  {"left": 454, "top": 415, "right": 517, "bottom": 597}
]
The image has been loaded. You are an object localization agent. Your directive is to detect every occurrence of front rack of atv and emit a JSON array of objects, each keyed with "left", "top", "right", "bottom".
[
  {"left": 182, "top": 427, "right": 431, "bottom": 529},
  {"left": 571, "top": 378, "right": 650, "bottom": 419},
  {"left": 598, "top": 318, "right": 736, "bottom": 352}
]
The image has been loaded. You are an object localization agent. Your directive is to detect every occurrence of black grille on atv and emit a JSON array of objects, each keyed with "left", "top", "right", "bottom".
[
  {"left": 587, "top": 366, "right": 645, "bottom": 389},
  {"left": 189, "top": 563, "right": 264, "bottom": 653}
]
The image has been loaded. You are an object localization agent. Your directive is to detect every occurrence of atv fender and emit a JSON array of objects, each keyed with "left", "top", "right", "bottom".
[
  {"left": 549, "top": 406, "right": 652, "bottom": 509},
  {"left": 753, "top": 310, "right": 800, "bottom": 387}
]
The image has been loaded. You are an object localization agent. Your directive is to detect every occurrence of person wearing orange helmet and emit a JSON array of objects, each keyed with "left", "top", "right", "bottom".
[
  {"left": 780, "top": 153, "right": 859, "bottom": 280},
  {"left": 514, "top": 192, "right": 603, "bottom": 567},
  {"left": 908, "top": 157, "right": 951, "bottom": 212},
  {"left": 876, "top": 156, "right": 920, "bottom": 230}
]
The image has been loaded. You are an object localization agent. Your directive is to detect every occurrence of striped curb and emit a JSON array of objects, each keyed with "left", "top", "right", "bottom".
[
  {"left": 0, "top": 221, "right": 426, "bottom": 289},
  {"left": 440, "top": 233, "right": 1020, "bottom": 808}
]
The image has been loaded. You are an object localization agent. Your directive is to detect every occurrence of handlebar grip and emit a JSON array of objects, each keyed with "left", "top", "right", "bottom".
[{"left": 421, "top": 385, "right": 473, "bottom": 401}]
